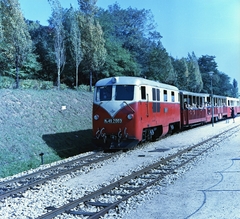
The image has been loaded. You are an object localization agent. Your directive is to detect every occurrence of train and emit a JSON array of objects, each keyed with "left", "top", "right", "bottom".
[{"left": 92, "top": 76, "right": 240, "bottom": 150}]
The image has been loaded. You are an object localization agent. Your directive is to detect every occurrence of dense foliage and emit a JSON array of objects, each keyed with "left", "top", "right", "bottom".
[{"left": 0, "top": 0, "right": 238, "bottom": 97}]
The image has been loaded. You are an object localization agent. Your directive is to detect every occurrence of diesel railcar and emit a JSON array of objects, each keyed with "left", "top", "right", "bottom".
[{"left": 92, "top": 76, "right": 180, "bottom": 149}]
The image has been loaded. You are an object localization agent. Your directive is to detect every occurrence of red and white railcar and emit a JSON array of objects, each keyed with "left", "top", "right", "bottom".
[
  {"left": 226, "top": 97, "right": 240, "bottom": 117},
  {"left": 179, "top": 91, "right": 208, "bottom": 126},
  {"left": 179, "top": 91, "right": 232, "bottom": 126},
  {"left": 92, "top": 76, "right": 180, "bottom": 149}
]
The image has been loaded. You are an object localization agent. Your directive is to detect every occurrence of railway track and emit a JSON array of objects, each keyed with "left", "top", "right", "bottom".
[
  {"left": 0, "top": 151, "right": 122, "bottom": 200},
  {"left": 36, "top": 125, "right": 240, "bottom": 219}
]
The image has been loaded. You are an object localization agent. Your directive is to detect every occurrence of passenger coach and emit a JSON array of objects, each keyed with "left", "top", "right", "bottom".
[{"left": 92, "top": 76, "right": 180, "bottom": 149}]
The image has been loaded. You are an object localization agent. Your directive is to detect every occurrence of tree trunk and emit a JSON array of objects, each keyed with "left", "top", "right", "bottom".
[
  {"left": 76, "top": 64, "right": 79, "bottom": 88},
  {"left": 15, "top": 55, "right": 19, "bottom": 89},
  {"left": 57, "top": 67, "right": 60, "bottom": 90},
  {"left": 89, "top": 71, "right": 92, "bottom": 92}
]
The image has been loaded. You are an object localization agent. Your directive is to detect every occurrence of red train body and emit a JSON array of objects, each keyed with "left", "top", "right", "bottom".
[{"left": 92, "top": 76, "right": 240, "bottom": 150}]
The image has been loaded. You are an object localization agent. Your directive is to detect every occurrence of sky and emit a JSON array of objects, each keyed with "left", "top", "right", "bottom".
[{"left": 19, "top": 0, "right": 240, "bottom": 87}]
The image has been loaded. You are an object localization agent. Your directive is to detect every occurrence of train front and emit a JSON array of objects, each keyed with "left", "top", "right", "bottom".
[{"left": 92, "top": 77, "right": 139, "bottom": 150}]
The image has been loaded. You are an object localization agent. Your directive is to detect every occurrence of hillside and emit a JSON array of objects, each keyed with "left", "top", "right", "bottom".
[{"left": 0, "top": 89, "right": 93, "bottom": 178}]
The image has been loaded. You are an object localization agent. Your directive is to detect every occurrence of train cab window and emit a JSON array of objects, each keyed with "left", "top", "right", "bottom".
[
  {"left": 96, "top": 86, "right": 112, "bottom": 101},
  {"left": 141, "top": 86, "right": 146, "bottom": 100},
  {"left": 164, "top": 90, "right": 168, "bottom": 101},
  {"left": 171, "top": 91, "right": 175, "bottom": 102},
  {"left": 115, "top": 85, "right": 134, "bottom": 100}
]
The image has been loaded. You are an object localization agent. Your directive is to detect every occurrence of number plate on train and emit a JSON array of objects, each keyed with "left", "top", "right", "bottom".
[{"left": 104, "top": 118, "right": 122, "bottom": 123}]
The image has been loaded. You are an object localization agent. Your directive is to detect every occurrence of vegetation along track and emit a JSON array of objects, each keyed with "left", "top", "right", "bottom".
[
  {"left": 36, "top": 125, "right": 240, "bottom": 219},
  {"left": 0, "top": 151, "right": 122, "bottom": 200}
]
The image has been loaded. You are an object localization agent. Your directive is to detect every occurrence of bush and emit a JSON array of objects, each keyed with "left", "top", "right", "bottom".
[
  {"left": 39, "top": 81, "right": 54, "bottom": 90},
  {"left": 77, "top": 84, "right": 94, "bottom": 92},
  {"left": 0, "top": 78, "right": 68, "bottom": 90},
  {"left": 60, "top": 83, "right": 68, "bottom": 90},
  {"left": 21, "top": 79, "right": 40, "bottom": 89},
  {"left": 0, "top": 77, "right": 73, "bottom": 90},
  {"left": 0, "top": 76, "right": 15, "bottom": 88}
]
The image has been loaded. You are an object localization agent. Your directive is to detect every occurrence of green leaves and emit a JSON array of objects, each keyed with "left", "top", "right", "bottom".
[
  {"left": 0, "top": 1, "right": 237, "bottom": 96},
  {"left": 78, "top": 0, "right": 106, "bottom": 90},
  {"left": 0, "top": 0, "right": 37, "bottom": 87},
  {"left": 48, "top": 0, "right": 66, "bottom": 90}
]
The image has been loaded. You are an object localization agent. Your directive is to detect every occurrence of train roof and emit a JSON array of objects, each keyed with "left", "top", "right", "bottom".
[
  {"left": 95, "top": 76, "right": 179, "bottom": 91},
  {"left": 226, "top": 96, "right": 240, "bottom": 101},
  {"left": 180, "top": 90, "right": 240, "bottom": 101},
  {"left": 179, "top": 90, "right": 209, "bottom": 97}
]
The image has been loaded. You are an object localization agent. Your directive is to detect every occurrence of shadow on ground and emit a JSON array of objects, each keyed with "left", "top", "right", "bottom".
[{"left": 42, "top": 129, "right": 95, "bottom": 158}]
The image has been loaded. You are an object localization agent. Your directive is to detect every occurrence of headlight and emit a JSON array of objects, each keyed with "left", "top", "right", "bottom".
[
  {"left": 94, "top": 114, "right": 99, "bottom": 120},
  {"left": 127, "top": 114, "right": 134, "bottom": 120},
  {"left": 111, "top": 77, "right": 117, "bottom": 83}
]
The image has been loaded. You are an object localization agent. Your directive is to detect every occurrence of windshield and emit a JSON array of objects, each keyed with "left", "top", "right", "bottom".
[
  {"left": 115, "top": 85, "right": 134, "bottom": 101},
  {"left": 95, "top": 85, "right": 134, "bottom": 101},
  {"left": 96, "top": 86, "right": 112, "bottom": 101}
]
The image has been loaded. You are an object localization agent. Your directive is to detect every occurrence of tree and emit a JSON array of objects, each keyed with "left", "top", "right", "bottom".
[
  {"left": 214, "top": 72, "right": 232, "bottom": 96},
  {"left": 198, "top": 55, "right": 235, "bottom": 96},
  {"left": 0, "top": 4, "right": 6, "bottom": 76},
  {"left": 100, "top": 4, "right": 158, "bottom": 73},
  {"left": 78, "top": 0, "right": 106, "bottom": 91},
  {"left": 198, "top": 55, "right": 218, "bottom": 93},
  {"left": 100, "top": 38, "right": 140, "bottom": 77},
  {"left": 145, "top": 42, "right": 176, "bottom": 84},
  {"left": 97, "top": 7, "right": 141, "bottom": 77},
  {"left": 186, "top": 52, "right": 203, "bottom": 92},
  {"left": 0, "top": 2, "right": 3, "bottom": 42},
  {"left": 1, "top": 0, "right": 32, "bottom": 88},
  {"left": 232, "top": 79, "right": 238, "bottom": 98},
  {"left": 172, "top": 57, "right": 189, "bottom": 90},
  {"left": 69, "top": 7, "right": 82, "bottom": 88},
  {"left": 27, "top": 20, "right": 55, "bottom": 81},
  {"left": 48, "top": 0, "right": 66, "bottom": 90}
]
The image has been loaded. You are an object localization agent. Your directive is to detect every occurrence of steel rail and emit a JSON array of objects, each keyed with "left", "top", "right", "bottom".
[
  {"left": 0, "top": 151, "right": 122, "bottom": 200},
  {"left": 37, "top": 125, "right": 240, "bottom": 219}
]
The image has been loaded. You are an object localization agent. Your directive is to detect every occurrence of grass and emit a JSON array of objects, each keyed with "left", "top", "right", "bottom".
[{"left": 0, "top": 89, "right": 94, "bottom": 178}]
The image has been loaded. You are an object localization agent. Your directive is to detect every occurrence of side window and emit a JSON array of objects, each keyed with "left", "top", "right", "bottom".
[
  {"left": 152, "top": 88, "right": 160, "bottom": 113},
  {"left": 171, "top": 91, "right": 175, "bottom": 102},
  {"left": 157, "top": 89, "right": 160, "bottom": 101},
  {"left": 141, "top": 86, "right": 146, "bottom": 100},
  {"left": 152, "top": 88, "right": 156, "bottom": 101},
  {"left": 164, "top": 90, "right": 168, "bottom": 101}
]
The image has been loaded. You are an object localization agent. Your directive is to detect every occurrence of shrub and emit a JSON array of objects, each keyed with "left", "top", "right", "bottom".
[
  {"left": 60, "top": 83, "right": 68, "bottom": 90},
  {"left": 0, "top": 77, "right": 70, "bottom": 90},
  {"left": 77, "top": 84, "right": 94, "bottom": 92},
  {"left": 21, "top": 79, "right": 40, "bottom": 89},
  {"left": 39, "top": 81, "right": 54, "bottom": 90},
  {"left": 0, "top": 76, "right": 15, "bottom": 88}
]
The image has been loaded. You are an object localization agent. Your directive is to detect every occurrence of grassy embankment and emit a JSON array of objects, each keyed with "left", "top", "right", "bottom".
[{"left": 0, "top": 89, "right": 94, "bottom": 178}]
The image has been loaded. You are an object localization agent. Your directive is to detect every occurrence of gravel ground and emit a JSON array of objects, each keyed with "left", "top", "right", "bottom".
[
  {"left": 0, "top": 117, "right": 239, "bottom": 218},
  {"left": 123, "top": 119, "right": 240, "bottom": 219}
]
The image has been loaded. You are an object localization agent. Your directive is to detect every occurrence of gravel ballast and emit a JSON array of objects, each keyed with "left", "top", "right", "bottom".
[{"left": 0, "top": 117, "right": 239, "bottom": 218}]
